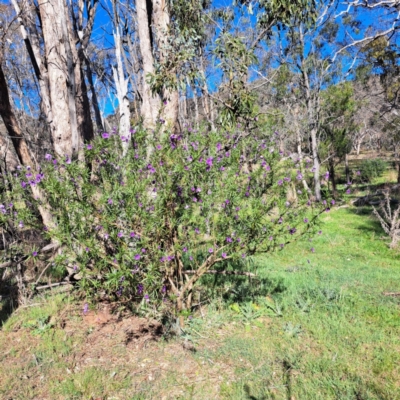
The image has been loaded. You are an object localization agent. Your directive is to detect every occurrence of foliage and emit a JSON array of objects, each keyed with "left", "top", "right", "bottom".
[
  {"left": 0, "top": 125, "right": 324, "bottom": 318},
  {"left": 359, "top": 158, "right": 387, "bottom": 182}
]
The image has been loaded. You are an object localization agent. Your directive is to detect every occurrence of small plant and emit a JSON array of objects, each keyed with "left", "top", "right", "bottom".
[
  {"left": 283, "top": 322, "right": 302, "bottom": 337},
  {"left": 234, "top": 302, "right": 264, "bottom": 325},
  {"left": 359, "top": 158, "right": 387, "bottom": 183},
  {"left": 372, "top": 191, "right": 400, "bottom": 249}
]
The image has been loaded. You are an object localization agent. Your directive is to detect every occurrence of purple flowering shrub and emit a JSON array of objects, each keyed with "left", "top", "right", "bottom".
[{"left": 3, "top": 125, "right": 324, "bottom": 317}]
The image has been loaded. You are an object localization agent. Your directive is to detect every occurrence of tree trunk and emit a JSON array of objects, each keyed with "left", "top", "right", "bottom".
[
  {"left": 310, "top": 126, "right": 321, "bottom": 201},
  {"left": 0, "top": 62, "right": 54, "bottom": 228},
  {"left": 0, "top": 127, "right": 19, "bottom": 173},
  {"left": 38, "top": 0, "right": 79, "bottom": 158},
  {"left": 296, "top": 127, "right": 310, "bottom": 192},
  {"left": 299, "top": 25, "right": 321, "bottom": 202},
  {"left": 83, "top": 55, "right": 104, "bottom": 133},
  {"left": 137, "top": 0, "right": 161, "bottom": 129},
  {"left": 59, "top": 0, "right": 81, "bottom": 159},
  {"left": 345, "top": 153, "right": 350, "bottom": 184},
  {"left": 152, "top": 0, "right": 179, "bottom": 131},
  {"left": 113, "top": 27, "right": 131, "bottom": 155},
  {"left": 329, "top": 160, "right": 337, "bottom": 199},
  {"left": 12, "top": 0, "right": 55, "bottom": 142}
]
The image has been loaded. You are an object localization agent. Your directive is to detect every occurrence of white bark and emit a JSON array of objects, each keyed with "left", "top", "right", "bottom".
[
  {"left": 59, "top": 0, "right": 80, "bottom": 159},
  {"left": 38, "top": 0, "right": 74, "bottom": 158},
  {"left": 12, "top": 0, "right": 54, "bottom": 139},
  {"left": 152, "top": 0, "right": 179, "bottom": 130},
  {"left": 136, "top": 0, "right": 160, "bottom": 129},
  {"left": 113, "top": 27, "right": 131, "bottom": 155}
]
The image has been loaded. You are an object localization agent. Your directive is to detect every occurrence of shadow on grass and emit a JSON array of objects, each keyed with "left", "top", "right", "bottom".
[
  {"left": 197, "top": 258, "right": 287, "bottom": 305},
  {"left": 343, "top": 203, "right": 388, "bottom": 238},
  {"left": 0, "top": 297, "right": 15, "bottom": 328}
]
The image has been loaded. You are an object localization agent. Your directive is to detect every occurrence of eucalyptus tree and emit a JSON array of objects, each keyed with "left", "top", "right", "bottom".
[
  {"left": 11, "top": 0, "right": 98, "bottom": 159},
  {"left": 270, "top": 2, "right": 347, "bottom": 201}
]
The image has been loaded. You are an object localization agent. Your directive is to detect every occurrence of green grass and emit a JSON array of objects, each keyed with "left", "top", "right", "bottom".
[
  {"left": 1, "top": 207, "right": 400, "bottom": 399},
  {"left": 199, "top": 207, "right": 400, "bottom": 399}
]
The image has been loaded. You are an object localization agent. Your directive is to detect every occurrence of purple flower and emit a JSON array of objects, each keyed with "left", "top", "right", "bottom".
[
  {"left": 310, "top": 247, "right": 315, "bottom": 253},
  {"left": 208, "top": 248, "right": 213, "bottom": 253},
  {"left": 137, "top": 284, "right": 143, "bottom": 295},
  {"left": 118, "top": 231, "right": 123, "bottom": 238},
  {"left": 21, "top": 181, "right": 27, "bottom": 189},
  {"left": 289, "top": 227, "right": 296, "bottom": 235},
  {"left": 130, "top": 232, "right": 136, "bottom": 238},
  {"left": 104, "top": 233, "right": 109, "bottom": 239},
  {"left": 346, "top": 189, "right": 351, "bottom": 194},
  {"left": 86, "top": 144, "right": 93, "bottom": 150},
  {"left": 331, "top": 200, "right": 335, "bottom": 205},
  {"left": 53, "top": 159, "right": 57, "bottom": 165},
  {"left": 356, "top": 170, "right": 361, "bottom": 176},
  {"left": 206, "top": 157, "right": 213, "bottom": 170},
  {"left": 83, "top": 303, "right": 89, "bottom": 314},
  {"left": 18, "top": 221, "right": 24, "bottom": 228},
  {"left": 144, "top": 294, "right": 150, "bottom": 303},
  {"left": 32, "top": 251, "right": 38, "bottom": 257},
  {"left": 45, "top": 153, "right": 52, "bottom": 161},
  {"left": 108, "top": 198, "right": 113, "bottom": 205},
  {"left": 278, "top": 180, "right": 283, "bottom": 186},
  {"left": 102, "top": 132, "right": 110, "bottom": 139},
  {"left": 222, "top": 253, "right": 227, "bottom": 259},
  {"left": 304, "top": 218, "right": 309, "bottom": 223},
  {"left": 85, "top": 247, "right": 90, "bottom": 252},
  {"left": 134, "top": 254, "right": 141, "bottom": 260},
  {"left": 226, "top": 237, "right": 233, "bottom": 243},
  {"left": 183, "top": 247, "right": 188, "bottom": 253},
  {"left": 241, "top": 253, "right": 246, "bottom": 258}
]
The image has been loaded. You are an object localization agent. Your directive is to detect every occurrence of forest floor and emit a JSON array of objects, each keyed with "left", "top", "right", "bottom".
[{"left": 1, "top": 178, "right": 400, "bottom": 399}]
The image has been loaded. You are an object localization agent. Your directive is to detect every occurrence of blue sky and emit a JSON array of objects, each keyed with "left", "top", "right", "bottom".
[{"left": 90, "top": 0, "right": 391, "bottom": 116}]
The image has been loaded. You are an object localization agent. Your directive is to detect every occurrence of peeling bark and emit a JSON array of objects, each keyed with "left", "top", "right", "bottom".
[
  {"left": 152, "top": 0, "right": 179, "bottom": 130},
  {"left": 137, "top": 0, "right": 161, "bottom": 129}
]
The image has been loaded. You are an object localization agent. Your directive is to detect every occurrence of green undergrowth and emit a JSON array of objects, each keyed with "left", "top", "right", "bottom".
[{"left": 1, "top": 207, "right": 400, "bottom": 399}]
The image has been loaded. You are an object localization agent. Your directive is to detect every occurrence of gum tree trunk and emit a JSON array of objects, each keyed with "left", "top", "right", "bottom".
[
  {"left": 152, "top": 0, "right": 179, "bottom": 130},
  {"left": 136, "top": 0, "right": 161, "bottom": 129}
]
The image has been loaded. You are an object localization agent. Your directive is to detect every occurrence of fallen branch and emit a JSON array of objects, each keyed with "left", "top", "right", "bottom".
[
  {"left": 383, "top": 292, "right": 400, "bottom": 297},
  {"left": 183, "top": 270, "right": 256, "bottom": 277},
  {"left": 35, "top": 282, "right": 74, "bottom": 291},
  {"left": 0, "top": 255, "right": 29, "bottom": 269}
]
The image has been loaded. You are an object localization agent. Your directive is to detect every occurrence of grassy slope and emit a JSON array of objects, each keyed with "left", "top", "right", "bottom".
[{"left": 0, "top": 207, "right": 399, "bottom": 399}]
